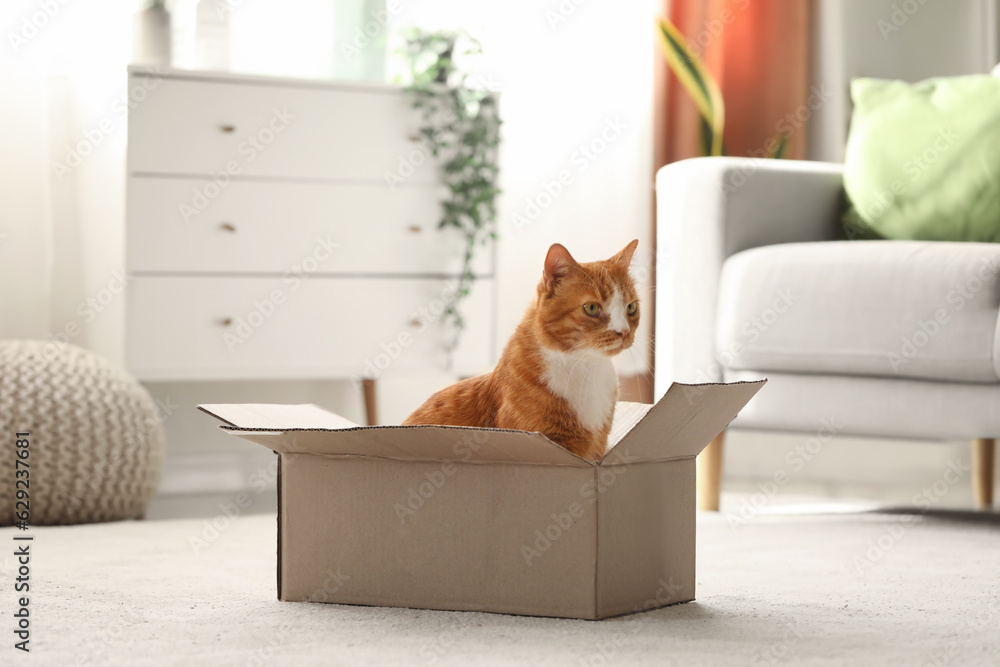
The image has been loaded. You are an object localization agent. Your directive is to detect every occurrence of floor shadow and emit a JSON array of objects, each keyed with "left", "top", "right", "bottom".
[{"left": 867, "top": 506, "right": 1000, "bottom": 527}]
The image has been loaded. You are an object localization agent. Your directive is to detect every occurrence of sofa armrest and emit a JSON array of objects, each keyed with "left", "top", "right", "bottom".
[{"left": 654, "top": 157, "right": 845, "bottom": 397}]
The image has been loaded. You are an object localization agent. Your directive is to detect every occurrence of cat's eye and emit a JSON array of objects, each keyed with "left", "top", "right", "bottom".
[
  {"left": 583, "top": 303, "right": 601, "bottom": 317},
  {"left": 627, "top": 301, "right": 638, "bottom": 315}
]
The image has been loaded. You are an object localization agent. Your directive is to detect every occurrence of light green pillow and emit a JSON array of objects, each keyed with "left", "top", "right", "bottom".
[{"left": 843, "top": 75, "right": 1000, "bottom": 242}]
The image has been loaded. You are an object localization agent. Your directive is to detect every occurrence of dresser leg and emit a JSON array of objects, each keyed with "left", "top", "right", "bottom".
[
  {"left": 362, "top": 379, "right": 378, "bottom": 426},
  {"left": 972, "top": 438, "right": 996, "bottom": 507}
]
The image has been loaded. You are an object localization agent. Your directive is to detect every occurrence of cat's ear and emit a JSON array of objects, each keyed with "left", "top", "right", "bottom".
[
  {"left": 611, "top": 239, "right": 639, "bottom": 268},
  {"left": 543, "top": 243, "right": 579, "bottom": 291}
]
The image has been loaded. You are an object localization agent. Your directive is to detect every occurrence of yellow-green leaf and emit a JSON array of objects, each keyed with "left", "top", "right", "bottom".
[{"left": 656, "top": 16, "right": 726, "bottom": 156}]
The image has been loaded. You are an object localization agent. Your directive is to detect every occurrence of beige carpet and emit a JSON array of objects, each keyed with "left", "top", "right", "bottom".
[{"left": 3, "top": 509, "right": 999, "bottom": 666}]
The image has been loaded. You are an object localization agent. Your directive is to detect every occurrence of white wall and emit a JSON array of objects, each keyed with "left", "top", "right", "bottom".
[
  {"left": 0, "top": 2, "right": 132, "bottom": 363},
  {"left": 389, "top": 0, "right": 656, "bottom": 384},
  {"left": 809, "top": 0, "right": 999, "bottom": 162},
  {"left": 322, "top": 0, "right": 659, "bottom": 423},
  {"left": 1, "top": 1, "right": 657, "bottom": 499}
]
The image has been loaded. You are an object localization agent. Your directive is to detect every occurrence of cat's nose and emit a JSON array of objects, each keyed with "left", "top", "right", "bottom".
[{"left": 617, "top": 328, "right": 629, "bottom": 340}]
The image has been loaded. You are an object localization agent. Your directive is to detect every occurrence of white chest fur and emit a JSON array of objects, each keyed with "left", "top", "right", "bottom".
[{"left": 540, "top": 347, "right": 618, "bottom": 432}]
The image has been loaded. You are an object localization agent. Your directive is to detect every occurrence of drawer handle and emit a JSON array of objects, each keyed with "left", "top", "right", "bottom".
[
  {"left": 408, "top": 225, "right": 422, "bottom": 233},
  {"left": 408, "top": 318, "right": 423, "bottom": 328},
  {"left": 220, "top": 222, "right": 237, "bottom": 233},
  {"left": 219, "top": 317, "right": 233, "bottom": 327},
  {"left": 220, "top": 124, "right": 236, "bottom": 133},
  {"left": 407, "top": 135, "right": 421, "bottom": 143}
]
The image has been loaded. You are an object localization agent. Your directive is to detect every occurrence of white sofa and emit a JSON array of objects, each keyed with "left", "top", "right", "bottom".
[{"left": 655, "top": 157, "right": 999, "bottom": 510}]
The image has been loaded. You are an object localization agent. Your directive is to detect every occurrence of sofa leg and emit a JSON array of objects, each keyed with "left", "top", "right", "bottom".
[
  {"left": 698, "top": 431, "right": 725, "bottom": 512},
  {"left": 362, "top": 378, "right": 378, "bottom": 426},
  {"left": 972, "top": 438, "right": 996, "bottom": 507}
]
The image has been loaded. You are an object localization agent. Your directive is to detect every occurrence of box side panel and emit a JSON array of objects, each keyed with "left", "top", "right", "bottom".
[
  {"left": 596, "top": 459, "right": 696, "bottom": 618},
  {"left": 279, "top": 454, "right": 599, "bottom": 619},
  {"left": 277, "top": 453, "right": 283, "bottom": 600}
]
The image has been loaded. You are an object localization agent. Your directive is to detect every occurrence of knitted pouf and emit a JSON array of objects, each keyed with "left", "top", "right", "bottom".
[{"left": 0, "top": 340, "right": 165, "bottom": 525}]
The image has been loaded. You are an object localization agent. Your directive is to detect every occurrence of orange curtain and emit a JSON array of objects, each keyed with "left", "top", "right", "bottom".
[
  {"left": 657, "top": 0, "right": 813, "bottom": 164},
  {"left": 644, "top": 0, "right": 811, "bottom": 389}
]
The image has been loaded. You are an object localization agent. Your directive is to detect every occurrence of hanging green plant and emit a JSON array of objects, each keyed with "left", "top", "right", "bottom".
[{"left": 400, "top": 29, "right": 502, "bottom": 359}]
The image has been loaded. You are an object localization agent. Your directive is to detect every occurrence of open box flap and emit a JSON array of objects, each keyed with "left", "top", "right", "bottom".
[
  {"left": 198, "top": 403, "right": 358, "bottom": 430},
  {"left": 601, "top": 380, "right": 767, "bottom": 465},
  {"left": 198, "top": 403, "right": 591, "bottom": 467}
]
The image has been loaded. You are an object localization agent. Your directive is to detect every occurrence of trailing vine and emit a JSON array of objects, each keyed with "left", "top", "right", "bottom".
[{"left": 400, "top": 29, "right": 502, "bottom": 359}]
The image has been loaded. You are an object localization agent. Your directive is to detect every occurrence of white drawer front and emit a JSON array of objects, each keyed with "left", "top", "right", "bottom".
[
  {"left": 127, "top": 178, "right": 491, "bottom": 276},
  {"left": 127, "top": 276, "right": 494, "bottom": 381},
  {"left": 127, "top": 76, "right": 435, "bottom": 182}
]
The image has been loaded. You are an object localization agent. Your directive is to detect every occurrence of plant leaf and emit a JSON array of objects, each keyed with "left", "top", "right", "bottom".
[{"left": 656, "top": 16, "right": 726, "bottom": 156}]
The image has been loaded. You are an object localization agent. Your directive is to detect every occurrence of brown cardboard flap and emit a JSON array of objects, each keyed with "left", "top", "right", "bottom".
[
  {"left": 227, "top": 427, "right": 590, "bottom": 466},
  {"left": 199, "top": 403, "right": 591, "bottom": 466},
  {"left": 602, "top": 380, "right": 766, "bottom": 465},
  {"left": 608, "top": 402, "right": 654, "bottom": 448},
  {"left": 198, "top": 380, "right": 764, "bottom": 467},
  {"left": 198, "top": 403, "right": 358, "bottom": 430}
]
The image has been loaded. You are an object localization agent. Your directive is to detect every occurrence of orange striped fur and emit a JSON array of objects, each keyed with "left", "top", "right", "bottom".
[{"left": 403, "top": 240, "right": 640, "bottom": 462}]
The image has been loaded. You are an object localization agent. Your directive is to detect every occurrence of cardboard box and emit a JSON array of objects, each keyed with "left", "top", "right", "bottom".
[{"left": 199, "top": 379, "right": 765, "bottom": 619}]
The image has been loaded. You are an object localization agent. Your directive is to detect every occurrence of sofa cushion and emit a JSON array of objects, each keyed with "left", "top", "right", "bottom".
[
  {"left": 842, "top": 75, "right": 1000, "bottom": 243},
  {"left": 716, "top": 241, "right": 1000, "bottom": 383}
]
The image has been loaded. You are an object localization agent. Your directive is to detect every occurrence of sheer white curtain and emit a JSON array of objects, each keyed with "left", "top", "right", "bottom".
[
  {"left": 393, "top": 0, "right": 657, "bottom": 377},
  {"left": 0, "top": 0, "right": 656, "bottom": 378},
  {"left": 0, "top": 2, "right": 132, "bottom": 364}
]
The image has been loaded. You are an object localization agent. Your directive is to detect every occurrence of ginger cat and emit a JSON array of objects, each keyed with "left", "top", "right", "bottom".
[{"left": 403, "top": 240, "right": 640, "bottom": 462}]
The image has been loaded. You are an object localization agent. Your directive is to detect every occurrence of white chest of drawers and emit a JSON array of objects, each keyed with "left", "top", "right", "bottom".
[{"left": 125, "top": 67, "right": 496, "bottom": 392}]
